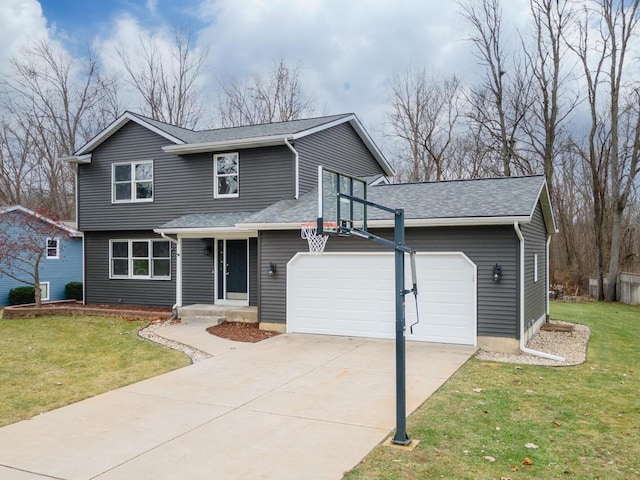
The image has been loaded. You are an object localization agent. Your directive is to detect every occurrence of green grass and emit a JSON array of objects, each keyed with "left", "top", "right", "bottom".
[
  {"left": 0, "top": 316, "right": 191, "bottom": 427},
  {"left": 345, "top": 301, "right": 640, "bottom": 479}
]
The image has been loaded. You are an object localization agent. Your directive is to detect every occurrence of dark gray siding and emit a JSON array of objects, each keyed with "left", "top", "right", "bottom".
[
  {"left": 249, "top": 238, "right": 258, "bottom": 306},
  {"left": 181, "top": 237, "right": 257, "bottom": 306},
  {"left": 78, "top": 121, "right": 295, "bottom": 231},
  {"left": 84, "top": 231, "right": 176, "bottom": 306},
  {"left": 259, "top": 226, "right": 519, "bottom": 338},
  {"left": 182, "top": 239, "right": 214, "bottom": 305},
  {"left": 296, "top": 122, "right": 386, "bottom": 195},
  {"left": 521, "top": 202, "right": 548, "bottom": 332}
]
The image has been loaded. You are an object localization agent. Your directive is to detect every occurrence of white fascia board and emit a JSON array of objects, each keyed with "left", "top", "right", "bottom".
[
  {"left": 1, "top": 205, "right": 82, "bottom": 236},
  {"left": 162, "top": 135, "right": 290, "bottom": 154},
  {"left": 60, "top": 154, "right": 92, "bottom": 164},
  {"left": 154, "top": 227, "right": 258, "bottom": 238},
  {"left": 238, "top": 215, "right": 531, "bottom": 231},
  {"left": 75, "top": 112, "right": 185, "bottom": 155},
  {"left": 534, "top": 180, "right": 559, "bottom": 234}
]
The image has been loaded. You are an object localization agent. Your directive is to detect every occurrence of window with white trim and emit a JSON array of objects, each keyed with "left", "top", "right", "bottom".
[
  {"left": 214, "top": 153, "right": 239, "bottom": 198},
  {"left": 534, "top": 253, "right": 538, "bottom": 283},
  {"left": 40, "top": 282, "right": 50, "bottom": 301},
  {"left": 112, "top": 161, "right": 153, "bottom": 202},
  {"left": 109, "top": 240, "right": 171, "bottom": 279},
  {"left": 46, "top": 238, "right": 59, "bottom": 259}
]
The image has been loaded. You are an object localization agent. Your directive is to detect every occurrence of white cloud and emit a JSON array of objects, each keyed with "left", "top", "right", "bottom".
[{"left": 0, "top": 0, "right": 48, "bottom": 70}]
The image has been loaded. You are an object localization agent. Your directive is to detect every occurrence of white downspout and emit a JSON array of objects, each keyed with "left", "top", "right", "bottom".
[
  {"left": 546, "top": 234, "right": 551, "bottom": 319},
  {"left": 514, "top": 222, "right": 565, "bottom": 362},
  {"left": 284, "top": 138, "right": 299, "bottom": 199},
  {"left": 159, "top": 232, "right": 182, "bottom": 311}
]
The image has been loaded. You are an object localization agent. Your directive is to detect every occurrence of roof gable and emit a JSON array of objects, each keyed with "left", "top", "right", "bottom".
[
  {"left": 62, "top": 112, "right": 394, "bottom": 176},
  {"left": 0, "top": 206, "right": 82, "bottom": 237}
]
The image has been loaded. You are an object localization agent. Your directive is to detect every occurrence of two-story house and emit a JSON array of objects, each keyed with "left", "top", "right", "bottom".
[{"left": 64, "top": 112, "right": 556, "bottom": 354}]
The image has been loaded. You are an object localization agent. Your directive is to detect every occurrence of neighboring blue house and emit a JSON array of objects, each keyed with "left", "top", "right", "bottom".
[{"left": 0, "top": 206, "right": 83, "bottom": 306}]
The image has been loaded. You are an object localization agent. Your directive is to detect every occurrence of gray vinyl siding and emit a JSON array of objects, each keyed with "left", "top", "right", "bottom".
[
  {"left": 181, "top": 238, "right": 257, "bottom": 306},
  {"left": 521, "top": 202, "right": 548, "bottom": 332},
  {"left": 296, "top": 122, "right": 386, "bottom": 195},
  {"left": 182, "top": 239, "right": 214, "bottom": 305},
  {"left": 259, "top": 226, "right": 519, "bottom": 338},
  {"left": 84, "top": 231, "right": 176, "bottom": 306},
  {"left": 77, "top": 121, "right": 295, "bottom": 231}
]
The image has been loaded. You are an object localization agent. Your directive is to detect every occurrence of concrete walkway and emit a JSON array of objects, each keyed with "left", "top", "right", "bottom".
[{"left": 0, "top": 324, "right": 476, "bottom": 480}]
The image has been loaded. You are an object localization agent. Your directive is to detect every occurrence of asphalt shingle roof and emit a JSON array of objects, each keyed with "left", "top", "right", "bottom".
[
  {"left": 159, "top": 211, "right": 257, "bottom": 229},
  {"left": 130, "top": 112, "right": 352, "bottom": 145},
  {"left": 241, "top": 175, "right": 546, "bottom": 225}
]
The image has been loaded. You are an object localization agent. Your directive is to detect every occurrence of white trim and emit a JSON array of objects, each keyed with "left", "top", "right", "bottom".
[
  {"left": 534, "top": 253, "right": 538, "bottom": 283},
  {"left": 60, "top": 154, "right": 92, "bottom": 164},
  {"left": 546, "top": 234, "right": 551, "bottom": 317},
  {"left": 39, "top": 282, "right": 50, "bottom": 301},
  {"left": 111, "top": 160, "right": 154, "bottom": 204},
  {"left": 46, "top": 238, "right": 59, "bottom": 259},
  {"left": 109, "top": 239, "right": 171, "bottom": 280},
  {"left": 533, "top": 180, "right": 558, "bottom": 234},
  {"left": 74, "top": 112, "right": 185, "bottom": 156},
  {"left": 213, "top": 152, "right": 239, "bottom": 199},
  {"left": 0, "top": 205, "right": 81, "bottom": 237},
  {"left": 156, "top": 228, "right": 258, "bottom": 238},
  {"left": 238, "top": 215, "right": 533, "bottom": 231},
  {"left": 214, "top": 238, "right": 250, "bottom": 305},
  {"left": 163, "top": 134, "right": 290, "bottom": 154}
]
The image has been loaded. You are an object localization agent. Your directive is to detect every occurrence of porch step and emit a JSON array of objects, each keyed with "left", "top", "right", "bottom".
[
  {"left": 180, "top": 315, "right": 226, "bottom": 326},
  {"left": 178, "top": 304, "right": 258, "bottom": 324}
]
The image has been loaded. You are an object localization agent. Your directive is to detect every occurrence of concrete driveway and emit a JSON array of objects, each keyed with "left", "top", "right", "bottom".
[{"left": 0, "top": 333, "right": 475, "bottom": 479}]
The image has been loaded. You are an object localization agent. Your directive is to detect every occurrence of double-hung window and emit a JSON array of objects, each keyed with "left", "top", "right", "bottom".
[
  {"left": 214, "top": 153, "right": 239, "bottom": 198},
  {"left": 46, "top": 238, "right": 59, "bottom": 259},
  {"left": 109, "top": 240, "right": 171, "bottom": 279},
  {"left": 112, "top": 161, "right": 153, "bottom": 202}
]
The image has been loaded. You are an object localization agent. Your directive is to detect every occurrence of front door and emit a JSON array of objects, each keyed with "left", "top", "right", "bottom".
[{"left": 217, "top": 239, "right": 248, "bottom": 303}]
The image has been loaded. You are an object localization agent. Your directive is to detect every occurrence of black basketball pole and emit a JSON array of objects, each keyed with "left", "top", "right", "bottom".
[
  {"left": 392, "top": 208, "right": 411, "bottom": 445},
  {"left": 337, "top": 193, "right": 414, "bottom": 446}
]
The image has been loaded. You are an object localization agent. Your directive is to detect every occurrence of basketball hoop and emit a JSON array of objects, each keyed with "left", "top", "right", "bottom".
[{"left": 301, "top": 222, "right": 336, "bottom": 254}]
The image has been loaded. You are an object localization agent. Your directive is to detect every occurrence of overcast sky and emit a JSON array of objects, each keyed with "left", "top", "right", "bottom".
[{"left": 1, "top": 0, "right": 532, "bottom": 149}]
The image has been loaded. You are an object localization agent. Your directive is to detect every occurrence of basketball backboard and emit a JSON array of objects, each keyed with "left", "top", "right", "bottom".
[{"left": 317, "top": 166, "right": 367, "bottom": 235}]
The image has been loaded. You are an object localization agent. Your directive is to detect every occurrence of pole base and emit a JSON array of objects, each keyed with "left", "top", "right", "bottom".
[
  {"left": 383, "top": 437, "right": 420, "bottom": 451},
  {"left": 391, "top": 432, "right": 411, "bottom": 446}
]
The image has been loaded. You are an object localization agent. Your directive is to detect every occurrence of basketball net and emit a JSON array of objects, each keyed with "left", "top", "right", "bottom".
[{"left": 301, "top": 222, "right": 335, "bottom": 254}]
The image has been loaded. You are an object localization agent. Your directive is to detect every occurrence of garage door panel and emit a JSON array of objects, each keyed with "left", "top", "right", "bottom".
[{"left": 287, "top": 252, "right": 476, "bottom": 345}]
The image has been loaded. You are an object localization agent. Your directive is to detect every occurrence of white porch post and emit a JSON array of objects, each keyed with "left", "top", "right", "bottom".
[{"left": 176, "top": 236, "right": 183, "bottom": 307}]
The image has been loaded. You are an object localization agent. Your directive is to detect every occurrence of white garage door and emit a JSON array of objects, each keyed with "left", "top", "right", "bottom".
[{"left": 287, "top": 252, "right": 477, "bottom": 345}]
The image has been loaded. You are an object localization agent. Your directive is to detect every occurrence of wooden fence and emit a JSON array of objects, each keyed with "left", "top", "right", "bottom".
[{"left": 589, "top": 272, "right": 640, "bottom": 305}]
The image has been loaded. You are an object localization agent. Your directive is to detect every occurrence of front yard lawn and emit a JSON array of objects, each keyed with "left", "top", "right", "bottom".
[
  {"left": 0, "top": 316, "right": 190, "bottom": 427},
  {"left": 345, "top": 301, "right": 640, "bottom": 479}
]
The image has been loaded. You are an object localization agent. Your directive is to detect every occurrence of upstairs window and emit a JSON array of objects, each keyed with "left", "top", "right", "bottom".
[
  {"left": 112, "top": 161, "right": 153, "bottom": 203},
  {"left": 214, "top": 153, "right": 239, "bottom": 198},
  {"left": 110, "top": 239, "right": 170, "bottom": 280},
  {"left": 46, "top": 238, "right": 59, "bottom": 259}
]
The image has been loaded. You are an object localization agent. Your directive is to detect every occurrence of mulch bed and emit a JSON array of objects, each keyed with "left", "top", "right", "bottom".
[{"left": 207, "top": 322, "right": 280, "bottom": 343}]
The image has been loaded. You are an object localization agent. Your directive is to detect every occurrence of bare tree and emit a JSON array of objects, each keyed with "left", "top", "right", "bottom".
[
  {"left": 1, "top": 39, "right": 119, "bottom": 217},
  {"left": 461, "top": 0, "right": 534, "bottom": 176},
  {"left": 387, "top": 68, "right": 462, "bottom": 181},
  {"left": 568, "top": 0, "right": 640, "bottom": 301},
  {"left": 117, "top": 26, "right": 207, "bottom": 129},
  {"left": 0, "top": 207, "right": 71, "bottom": 308},
  {"left": 218, "top": 59, "right": 315, "bottom": 127},
  {"left": 522, "top": 0, "right": 577, "bottom": 196}
]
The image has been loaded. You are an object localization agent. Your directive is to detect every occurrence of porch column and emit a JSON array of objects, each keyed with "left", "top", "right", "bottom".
[{"left": 176, "top": 236, "right": 183, "bottom": 307}]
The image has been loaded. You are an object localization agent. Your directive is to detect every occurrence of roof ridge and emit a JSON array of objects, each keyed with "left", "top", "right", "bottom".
[
  {"left": 377, "top": 174, "right": 545, "bottom": 187},
  {"left": 193, "top": 113, "right": 353, "bottom": 134}
]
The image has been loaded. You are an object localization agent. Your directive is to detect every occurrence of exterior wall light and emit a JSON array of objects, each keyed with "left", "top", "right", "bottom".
[
  {"left": 492, "top": 263, "right": 502, "bottom": 282},
  {"left": 268, "top": 262, "right": 277, "bottom": 277}
]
